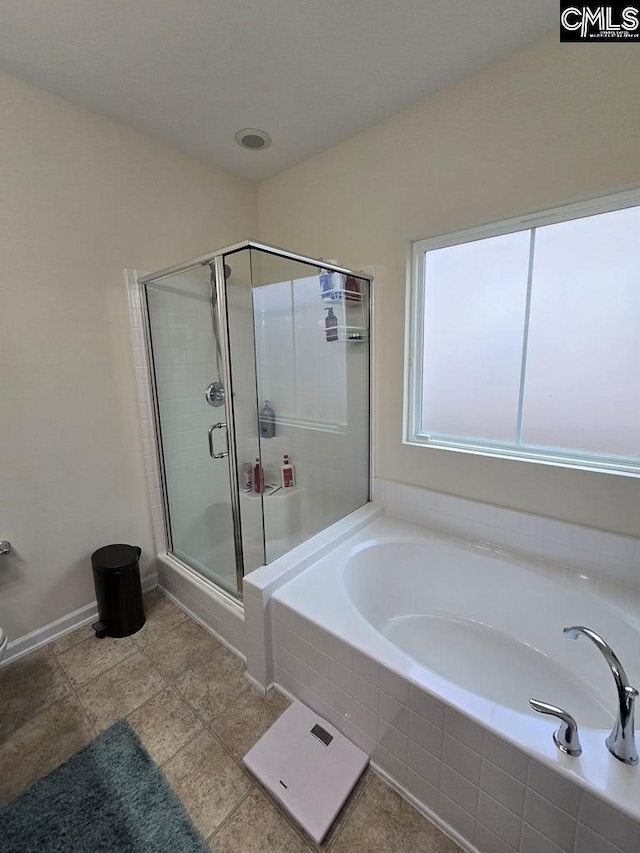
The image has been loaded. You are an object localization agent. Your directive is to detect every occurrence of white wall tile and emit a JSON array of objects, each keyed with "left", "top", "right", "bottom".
[
  {"left": 520, "top": 823, "right": 565, "bottom": 853},
  {"left": 444, "top": 708, "right": 484, "bottom": 753},
  {"left": 524, "top": 790, "right": 576, "bottom": 852},
  {"left": 375, "top": 478, "right": 640, "bottom": 592},
  {"left": 374, "top": 745, "right": 407, "bottom": 785},
  {"left": 481, "top": 759, "right": 526, "bottom": 817},
  {"left": 411, "top": 685, "right": 444, "bottom": 727},
  {"left": 528, "top": 760, "right": 580, "bottom": 818},
  {"left": 443, "top": 735, "right": 482, "bottom": 785},
  {"left": 575, "top": 824, "right": 625, "bottom": 853},
  {"left": 407, "top": 741, "right": 441, "bottom": 788},
  {"left": 579, "top": 794, "right": 640, "bottom": 853},
  {"left": 380, "top": 666, "right": 411, "bottom": 705},
  {"left": 409, "top": 711, "right": 444, "bottom": 758},
  {"left": 475, "top": 822, "right": 519, "bottom": 853},
  {"left": 441, "top": 765, "right": 479, "bottom": 816},
  {"left": 438, "top": 793, "right": 477, "bottom": 841},
  {"left": 378, "top": 720, "right": 408, "bottom": 762},
  {"left": 478, "top": 792, "right": 522, "bottom": 849},
  {"left": 379, "top": 691, "right": 409, "bottom": 734},
  {"left": 406, "top": 769, "right": 440, "bottom": 813}
]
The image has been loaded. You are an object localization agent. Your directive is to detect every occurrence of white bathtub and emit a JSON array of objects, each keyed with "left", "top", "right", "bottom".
[{"left": 268, "top": 513, "right": 640, "bottom": 847}]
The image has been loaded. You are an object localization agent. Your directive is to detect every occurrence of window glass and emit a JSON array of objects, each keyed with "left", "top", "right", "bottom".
[
  {"left": 522, "top": 206, "right": 640, "bottom": 458},
  {"left": 422, "top": 232, "right": 530, "bottom": 441},
  {"left": 408, "top": 191, "right": 640, "bottom": 474}
]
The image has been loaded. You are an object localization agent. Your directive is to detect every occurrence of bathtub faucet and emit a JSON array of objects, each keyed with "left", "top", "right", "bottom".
[{"left": 563, "top": 626, "right": 638, "bottom": 765}]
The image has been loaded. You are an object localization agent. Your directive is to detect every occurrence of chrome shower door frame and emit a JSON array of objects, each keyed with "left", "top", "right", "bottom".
[
  {"left": 139, "top": 240, "right": 374, "bottom": 599},
  {"left": 211, "top": 253, "right": 245, "bottom": 593}
]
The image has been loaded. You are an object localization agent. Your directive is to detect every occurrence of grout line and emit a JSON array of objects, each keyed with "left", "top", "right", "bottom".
[
  {"left": 53, "top": 642, "right": 141, "bottom": 691},
  {"left": 204, "top": 785, "right": 258, "bottom": 845},
  {"left": 48, "top": 648, "right": 98, "bottom": 737}
]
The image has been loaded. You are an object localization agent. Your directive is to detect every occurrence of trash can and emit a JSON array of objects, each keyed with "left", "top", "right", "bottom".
[{"left": 91, "top": 544, "right": 146, "bottom": 638}]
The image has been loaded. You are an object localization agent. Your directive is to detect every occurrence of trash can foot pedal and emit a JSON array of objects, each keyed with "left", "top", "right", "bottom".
[{"left": 92, "top": 621, "right": 108, "bottom": 639}]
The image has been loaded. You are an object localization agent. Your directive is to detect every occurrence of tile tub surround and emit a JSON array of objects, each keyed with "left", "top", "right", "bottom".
[
  {"left": 0, "top": 589, "right": 460, "bottom": 853},
  {"left": 244, "top": 501, "right": 640, "bottom": 853},
  {"left": 243, "top": 503, "right": 383, "bottom": 690},
  {"left": 372, "top": 479, "right": 640, "bottom": 596},
  {"left": 269, "top": 596, "right": 640, "bottom": 853}
]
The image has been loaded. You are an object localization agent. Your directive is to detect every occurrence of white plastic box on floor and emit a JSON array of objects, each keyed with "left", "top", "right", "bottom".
[{"left": 243, "top": 700, "right": 369, "bottom": 844}]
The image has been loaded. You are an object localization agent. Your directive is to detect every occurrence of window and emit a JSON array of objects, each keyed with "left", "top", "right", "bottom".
[{"left": 405, "top": 190, "right": 640, "bottom": 475}]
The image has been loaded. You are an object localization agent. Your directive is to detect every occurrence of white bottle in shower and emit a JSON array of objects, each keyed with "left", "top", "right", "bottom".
[{"left": 281, "top": 455, "right": 295, "bottom": 488}]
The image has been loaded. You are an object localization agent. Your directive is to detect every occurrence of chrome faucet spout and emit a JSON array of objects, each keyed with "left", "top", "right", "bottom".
[{"left": 564, "top": 625, "right": 638, "bottom": 765}]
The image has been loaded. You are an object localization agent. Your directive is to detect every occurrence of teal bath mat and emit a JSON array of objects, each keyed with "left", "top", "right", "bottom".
[{"left": 0, "top": 719, "right": 209, "bottom": 853}]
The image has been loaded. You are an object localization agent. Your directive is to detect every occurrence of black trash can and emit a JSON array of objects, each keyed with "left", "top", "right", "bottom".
[{"left": 91, "top": 544, "right": 146, "bottom": 638}]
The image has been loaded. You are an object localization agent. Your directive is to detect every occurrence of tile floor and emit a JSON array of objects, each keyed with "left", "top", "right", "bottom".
[{"left": 0, "top": 589, "right": 461, "bottom": 852}]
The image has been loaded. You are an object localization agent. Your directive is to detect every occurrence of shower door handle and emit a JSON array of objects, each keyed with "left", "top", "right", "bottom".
[{"left": 208, "top": 423, "right": 228, "bottom": 459}]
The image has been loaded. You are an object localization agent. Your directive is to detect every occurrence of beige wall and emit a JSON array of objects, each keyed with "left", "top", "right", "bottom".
[
  {"left": 0, "top": 72, "right": 257, "bottom": 640},
  {"left": 257, "top": 35, "right": 640, "bottom": 537}
]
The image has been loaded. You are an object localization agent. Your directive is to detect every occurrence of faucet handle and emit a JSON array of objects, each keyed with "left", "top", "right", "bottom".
[{"left": 530, "top": 698, "right": 582, "bottom": 756}]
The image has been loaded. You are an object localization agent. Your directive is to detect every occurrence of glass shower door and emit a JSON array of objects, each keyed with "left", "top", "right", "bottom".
[{"left": 144, "top": 267, "right": 241, "bottom": 596}]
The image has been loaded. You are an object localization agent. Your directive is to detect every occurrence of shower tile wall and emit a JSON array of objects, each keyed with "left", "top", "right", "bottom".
[{"left": 252, "top": 276, "right": 369, "bottom": 562}]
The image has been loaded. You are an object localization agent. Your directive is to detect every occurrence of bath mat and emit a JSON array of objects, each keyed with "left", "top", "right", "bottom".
[{"left": 0, "top": 719, "right": 209, "bottom": 853}]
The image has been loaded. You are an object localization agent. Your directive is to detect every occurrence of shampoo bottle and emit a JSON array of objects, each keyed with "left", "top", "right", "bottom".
[
  {"left": 344, "top": 274, "right": 361, "bottom": 302},
  {"left": 325, "top": 306, "right": 339, "bottom": 342},
  {"left": 319, "top": 263, "right": 334, "bottom": 300},
  {"left": 259, "top": 400, "right": 276, "bottom": 438},
  {"left": 281, "top": 455, "right": 295, "bottom": 488},
  {"left": 253, "top": 458, "right": 262, "bottom": 494}
]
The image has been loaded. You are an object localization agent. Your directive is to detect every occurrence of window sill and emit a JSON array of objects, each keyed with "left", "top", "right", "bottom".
[{"left": 403, "top": 435, "right": 640, "bottom": 478}]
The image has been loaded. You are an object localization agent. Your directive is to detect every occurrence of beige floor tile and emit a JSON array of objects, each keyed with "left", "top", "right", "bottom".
[
  {"left": 210, "top": 687, "right": 290, "bottom": 759},
  {"left": 331, "top": 774, "right": 461, "bottom": 853},
  {"left": 0, "top": 695, "right": 94, "bottom": 807},
  {"left": 144, "top": 618, "right": 223, "bottom": 683},
  {"left": 134, "top": 588, "right": 189, "bottom": 648},
  {"left": 50, "top": 622, "right": 97, "bottom": 655},
  {"left": 55, "top": 633, "right": 137, "bottom": 687},
  {"left": 173, "top": 646, "right": 248, "bottom": 723},
  {"left": 164, "top": 729, "right": 252, "bottom": 839},
  {"left": 0, "top": 647, "right": 70, "bottom": 738},
  {"left": 127, "top": 685, "right": 203, "bottom": 766},
  {"left": 209, "top": 788, "right": 313, "bottom": 853},
  {"left": 76, "top": 650, "right": 166, "bottom": 731}
]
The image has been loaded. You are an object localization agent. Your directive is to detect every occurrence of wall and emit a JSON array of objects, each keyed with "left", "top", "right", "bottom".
[
  {"left": 257, "top": 34, "right": 640, "bottom": 537},
  {"left": 0, "top": 71, "right": 257, "bottom": 640}
]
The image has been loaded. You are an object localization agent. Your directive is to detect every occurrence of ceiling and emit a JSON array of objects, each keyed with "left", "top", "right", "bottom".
[{"left": 0, "top": 1, "right": 556, "bottom": 181}]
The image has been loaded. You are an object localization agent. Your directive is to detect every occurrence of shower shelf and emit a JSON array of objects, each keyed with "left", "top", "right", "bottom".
[
  {"left": 321, "top": 288, "right": 363, "bottom": 304},
  {"left": 328, "top": 325, "right": 368, "bottom": 343}
]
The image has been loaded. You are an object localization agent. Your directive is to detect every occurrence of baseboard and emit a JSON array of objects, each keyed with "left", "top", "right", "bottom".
[
  {"left": 1, "top": 573, "right": 157, "bottom": 667},
  {"left": 244, "top": 671, "right": 273, "bottom": 694}
]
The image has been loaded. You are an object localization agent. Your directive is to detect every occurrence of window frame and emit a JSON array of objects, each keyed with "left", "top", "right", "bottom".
[{"left": 404, "top": 187, "right": 640, "bottom": 478}]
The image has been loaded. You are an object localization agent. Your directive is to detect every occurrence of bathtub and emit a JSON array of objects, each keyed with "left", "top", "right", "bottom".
[{"left": 266, "top": 513, "right": 640, "bottom": 851}]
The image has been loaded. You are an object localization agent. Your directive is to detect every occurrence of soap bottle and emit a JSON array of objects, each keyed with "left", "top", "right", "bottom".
[
  {"left": 319, "top": 261, "right": 334, "bottom": 301},
  {"left": 281, "top": 455, "right": 295, "bottom": 488},
  {"left": 242, "top": 462, "right": 252, "bottom": 492},
  {"left": 253, "top": 458, "right": 262, "bottom": 494},
  {"left": 324, "top": 306, "right": 339, "bottom": 342},
  {"left": 259, "top": 400, "right": 276, "bottom": 438},
  {"left": 344, "top": 275, "right": 361, "bottom": 302}
]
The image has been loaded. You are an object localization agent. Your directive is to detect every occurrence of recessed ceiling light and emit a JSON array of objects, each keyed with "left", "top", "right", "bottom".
[{"left": 234, "top": 128, "right": 272, "bottom": 150}]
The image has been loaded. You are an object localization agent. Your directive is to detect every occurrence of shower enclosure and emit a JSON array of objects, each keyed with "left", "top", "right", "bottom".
[{"left": 138, "top": 241, "right": 371, "bottom": 600}]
